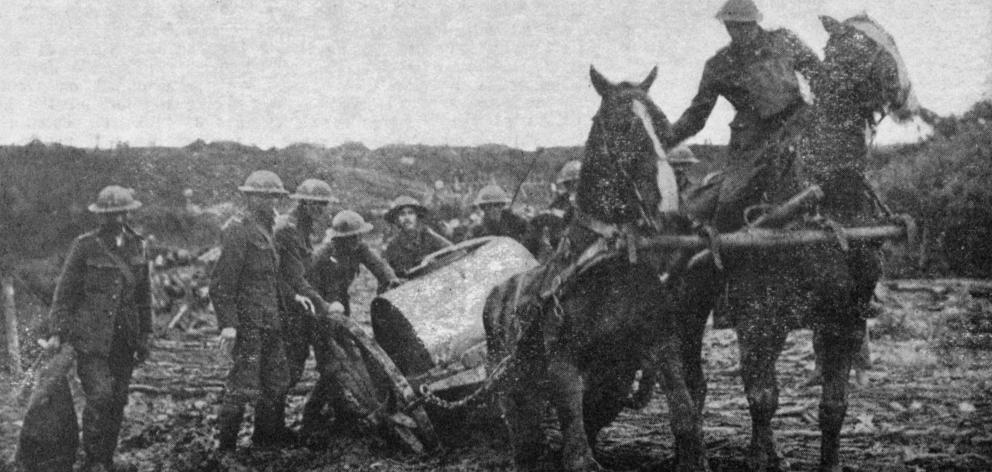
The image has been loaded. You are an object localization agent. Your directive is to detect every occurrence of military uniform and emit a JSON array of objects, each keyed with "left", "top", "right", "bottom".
[
  {"left": 273, "top": 213, "right": 343, "bottom": 432},
  {"left": 310, "top": 240, "right": 399, "bottom": 316},
  {"left": 48, "top": 226, "right": 150, "bottom": 468},
  {"left": 465, "top": 210, "right": 531, "bottom": 243},
  {"left": 209, "top": 211, "right": 291, "bottom": 447},
  {"left": 305, "top": 237, "right": 399, "bottom": 429},
  {"left": 668, "top": 28, "right": 821, "bottom": 229},
  {"left": 384, "top": 226, "right": 451, "bottom": 276}
]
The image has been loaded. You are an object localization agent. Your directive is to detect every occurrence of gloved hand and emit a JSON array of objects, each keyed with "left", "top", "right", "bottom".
[
  {"left": 324, "top": 301, "right": 345, "bottom": 316},
  {"left": 134, "top": 334, "right": 153, "bottom": 363},
  {"left": 294, "top": 294, "right": 316, "bottom": 315},
  {"left": 218, "top": 327, "right": 237, "bottom": 357},
  {"left": 38, "top": 335, "right": 61, "bottom": 354}
]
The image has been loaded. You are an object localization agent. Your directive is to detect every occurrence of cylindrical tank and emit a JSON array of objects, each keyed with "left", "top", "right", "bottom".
[{"left": 371, "top": 237, "right": 538, "bottom": 383}]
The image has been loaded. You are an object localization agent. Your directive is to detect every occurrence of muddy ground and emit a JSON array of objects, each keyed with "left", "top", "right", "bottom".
[{"left": 2, "top": 273, "right": 991, "bottom": 471}]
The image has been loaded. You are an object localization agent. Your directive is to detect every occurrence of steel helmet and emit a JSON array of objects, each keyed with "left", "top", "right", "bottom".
[
  {"left": 238, "top": 170, "right": 289, "bottom": 195},
  {"left": 554, "top": 160, "right": 582, "bottom": 185},
  {"left": 668, "top": 146, "right": 701, "bottom": 166},
  {"left": 715, "top": 0, "right": 762, "bottom": 23},
  {"left": 88, "top": 185, "right": 142, "bottom": 213},
  {"left": 327, "top": 210, "right": 374, "bottom": 238},
  {"left": 290, "top": 178, "right": 336, "bottom": 202},
  {"left": 473, "top": 184, "right": 511, "bottom": 207},
  {"left": 385, "top": 195, "right": 428, "bottom": 224}
]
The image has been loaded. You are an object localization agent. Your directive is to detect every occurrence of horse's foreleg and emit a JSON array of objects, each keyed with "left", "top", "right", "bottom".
[
  {"left": 547, "top": 358, "right": 601, "bottom": 472},
  {"left": 499, "top": 384, "right": 546, "bottom": 469},
  {"left": 681, "top": 308, "right": 710, "bottom": 418},
  {"left": 815, "top": 321, "right": 864, "bottom": 472},
  {"left": 657, "top": 338, "right": 711, "bottom": 472},
  {"left": 738, "top": 326, "right": 787, "bottom": 472}
]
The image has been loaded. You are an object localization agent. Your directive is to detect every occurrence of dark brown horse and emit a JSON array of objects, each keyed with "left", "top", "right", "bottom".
[
  {"left": 483, "top": 67, "right": 708, "bottom": 471},
  {"left": 677, "top": 15, "right": 917, "bottom": 472}
]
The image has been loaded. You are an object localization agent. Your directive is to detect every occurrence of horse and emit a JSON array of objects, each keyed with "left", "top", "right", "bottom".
[
  {"left": 676, "top": 14, "right": 918, "bottom": 472},
  {"left": 482, "top": 66, "right": 708, "bottom": 471}
]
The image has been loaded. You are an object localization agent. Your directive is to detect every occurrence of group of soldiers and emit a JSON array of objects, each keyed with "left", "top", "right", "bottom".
[
  {"left": 31, "top": 0, "right": 870, "bottom": 469},
  {"left": 34, "top": 158, "right": 590, "bottom": 470}
]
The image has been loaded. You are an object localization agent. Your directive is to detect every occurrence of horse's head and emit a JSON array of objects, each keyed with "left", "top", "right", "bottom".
[
  {"left": 819, "top": 14, "right": 918, "bottom": 124},
  {"left": 577, "top": 66, "right": 680, "bottom": 226}
]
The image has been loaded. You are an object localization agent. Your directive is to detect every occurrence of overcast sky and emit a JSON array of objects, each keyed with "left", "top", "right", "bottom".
[{"left": 0, "top": 0, "right": 988, "bottom": 149}]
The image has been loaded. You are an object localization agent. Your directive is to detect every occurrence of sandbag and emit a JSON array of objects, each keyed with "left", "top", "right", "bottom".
[{"left": 16, "top": 345, "right": 79, "bottom": 472}]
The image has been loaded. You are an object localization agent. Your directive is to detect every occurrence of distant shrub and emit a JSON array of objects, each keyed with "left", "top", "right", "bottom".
[{"left": 872, "top": 101, "right": 992, "bottom": 277}]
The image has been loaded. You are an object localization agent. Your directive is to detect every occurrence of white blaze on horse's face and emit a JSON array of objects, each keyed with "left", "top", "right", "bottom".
[{"left": 631, "top": 99, "right": 679, "bottom": 214}]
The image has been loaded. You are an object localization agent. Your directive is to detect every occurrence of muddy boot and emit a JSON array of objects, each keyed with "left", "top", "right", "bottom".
[
  {"left": 252, "top": 398, "right": 299, "bottom": 449},
  {"left": 215, "top": 403, "right": 244, "bottom": 452}
]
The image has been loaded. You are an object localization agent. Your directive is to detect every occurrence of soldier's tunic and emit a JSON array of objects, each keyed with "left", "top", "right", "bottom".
[
  {"left": 465, "top": 210, "right": 531, "bottom": 243},
  {"left": 209, "top": 212, "right": 290, "bottom": 445},
  {"left": 668, "top": 28, "right": 821, "bottom": 229},
  {"left": 383, "top": 226, "right": 452, "bottom": 276},
  {"left": 525, "top": 194, "right": 573, "bottom": 262},
  {"left": 305, "top": 239, "right": 399, "bottom": 427},
  {"left": 48, "top": 226, "right": 150, "bottom": 466},
  {"left": 310, "top": 240, "right": 399, "bottom": 317}
]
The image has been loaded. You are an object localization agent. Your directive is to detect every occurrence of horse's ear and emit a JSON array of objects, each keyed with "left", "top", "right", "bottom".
[
  {"left": 590, "top": 66, "right": 612, "bottom": 96},
  {"left": 819, "top": 15, "right": 843, "bottom": 36},
  {"left": 639, "top": 66, "right": 659, "bottom": 92}
]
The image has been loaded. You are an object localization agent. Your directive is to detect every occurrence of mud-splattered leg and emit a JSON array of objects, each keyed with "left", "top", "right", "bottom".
[
  {"left": 815, "top": 320, "right": 863, "bottom": 472},
  {"left": 548, "top": 359, "right": 601, "bottom": 472},
  {"left": 657, "top": 337, "right": 711, "bottom": 472},
  {"left": 738, "top": 323, "right": 787, "bottom": 472},
  {"left": 499, "top": 363, "right": 547, "bottom": 470}
]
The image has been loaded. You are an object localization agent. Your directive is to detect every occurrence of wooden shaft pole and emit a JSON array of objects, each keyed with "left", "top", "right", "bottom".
[{"left": 639, "top": 225, "right": 906, "bottom": 251}]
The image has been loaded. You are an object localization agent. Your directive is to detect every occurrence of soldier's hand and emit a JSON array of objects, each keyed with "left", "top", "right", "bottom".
[
  {"left": 386, "top": 279, "right": 403, "bottom": 290},
  {"left": 218, "top": 327, "right": 237, "bottom": 357},
  {"left": 294, "top": 294, "right": 316, "bottom": 315},
  {"left": 38, "top": 336, "right": 61, "bottom": 353},
  {"left": 326, "top": 301, "right": 345, "bottom": 316}
]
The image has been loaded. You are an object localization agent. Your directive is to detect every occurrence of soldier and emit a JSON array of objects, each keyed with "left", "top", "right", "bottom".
[
  {"left": 311, "top": 210, "right": 401, "bottom": 317},
  {"left": 210, "top": 170, "right": 292, "bottom": 451},
  {"left": 465, "top": 183, "right": 530, "bottom": 243},
  {"left": 665, "top": 0, "right": 821, "bottom": 229},
  {"left": 306, "top": 211, "right": 400, "bottom": 429},
  {"left": 383, "top": 195, "right": 452, "bottom": 276},
  {"left": 272, "top": 178, "right": 339, "bottom": 440},
  {"left": 526, "top": 160, "right": 581, "bottom": 261},
  {"left": 42, "top": 185, "right": 152, "bottom": 472}
]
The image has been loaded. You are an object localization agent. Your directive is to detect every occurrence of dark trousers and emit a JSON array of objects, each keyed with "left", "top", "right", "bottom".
[
  {"left": 284, "top": 314, "right": 335, "bottom": 430},
  {"left": 76, "top": 335, "right": 136, "bottom": 466},
  {"left": 216, "top": 327, "right": 290, "bottom": 449}
]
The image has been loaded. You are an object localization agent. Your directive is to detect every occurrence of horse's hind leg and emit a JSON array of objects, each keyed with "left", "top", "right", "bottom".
[
  {"left": 738, "top": 321, "right": 788, "bottom": 471},
  {"left": 815, "top": 319, "right": 865, "bottom": 472}
]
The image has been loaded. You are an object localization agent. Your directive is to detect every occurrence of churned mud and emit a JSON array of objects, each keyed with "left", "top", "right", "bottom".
[{"left": 2, "top": 274, "right": 990, "bottom": 471}]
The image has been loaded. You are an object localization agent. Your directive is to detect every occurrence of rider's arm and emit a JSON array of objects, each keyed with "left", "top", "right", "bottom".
[
  {"left": 666, "top": 57, "right": 723, "bottom": 148},
  {"left": 781, "top": 29, "right": 823, "bottom": 83}
]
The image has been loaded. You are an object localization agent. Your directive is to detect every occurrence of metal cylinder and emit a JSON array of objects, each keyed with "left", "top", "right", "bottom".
[{"left": 371, "top": 237, "right": 537, "bottom": 382}]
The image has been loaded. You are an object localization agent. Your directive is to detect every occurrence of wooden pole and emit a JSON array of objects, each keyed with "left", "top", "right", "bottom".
[
  {"left": 3, "top": 275, "right": 22, "bottom": 375},
  {"left": 639, "top": 225, "right": 907, "bottom": 251}
]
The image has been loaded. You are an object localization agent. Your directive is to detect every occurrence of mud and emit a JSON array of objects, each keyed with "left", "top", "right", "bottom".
[{"left": 2, "top": 273, "right": 990, "bottom": 471}]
